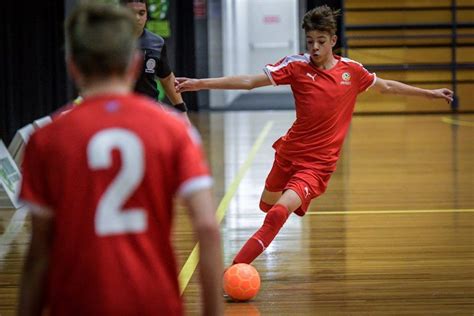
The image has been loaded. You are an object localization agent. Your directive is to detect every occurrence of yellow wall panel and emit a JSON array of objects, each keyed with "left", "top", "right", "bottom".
[
  {"left": 343, "top": 1, "right": 472, "bottom": 113},
  {"left": 346, "top": 0, "right": 453, "bottom": 9},
  {"left": 355, "top": 83, "right": 473, "bottom": 112},
  {"left": 348, "top": 47, "right": 473, "bottom": 64},
  {"left": 346, "top": 29, "right": 474, "bottom": 37},
  {"left": 346, "top": 9, "right": 473, "bottom": 25},
  {"left": 372, "top": 69, "right": 473, "bottom": 82},
  {"left": 457, "top": 47, "right": 474, "bottom": 63},
  {"left": 346, "top": 11, "right": 452, "bottom": 25}
]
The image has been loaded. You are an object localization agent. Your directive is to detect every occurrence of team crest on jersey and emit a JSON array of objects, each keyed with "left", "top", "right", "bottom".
[
  {"left": 340, "top": 72, "right": 351, "bottom": 85},
  {"left": 145, "top": 58, "right": 156, "bottom": 74}
]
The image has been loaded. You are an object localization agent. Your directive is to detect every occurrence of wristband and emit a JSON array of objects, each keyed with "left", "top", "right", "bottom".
[{"left": 174, "top": 102, "right": 188, "bottom": 112}]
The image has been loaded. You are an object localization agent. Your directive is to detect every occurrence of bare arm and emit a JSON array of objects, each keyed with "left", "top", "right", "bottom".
[
  {"left": 159, "top": 73, "right": 191, "bottom": 122},
  {"left": 18, "top": 209, "right": 53, "bottom": 316},
  {"left": 184, "top": 188, "right": 223, "bottom": 316},
  {"left": 372, "top": 77, "right": 454, "bottom": 103},
  {"left": 175, "top": 74, "right": 272, "bottom": 93},
  {"left": 160, "top": 72, "right": 184, "bottom": 105}
]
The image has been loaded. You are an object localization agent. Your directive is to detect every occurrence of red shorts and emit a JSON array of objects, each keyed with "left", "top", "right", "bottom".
[{"left": 264, "top": 154, "right": 332, "bottom": 216}]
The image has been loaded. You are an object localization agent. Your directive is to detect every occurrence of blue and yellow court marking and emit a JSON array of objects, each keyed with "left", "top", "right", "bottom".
[
  {"left": 178, "top": 121, "right": 274, "bottom": 295},
  {"left": 441, "top": 116, "right": 474, "bottom": 127}
]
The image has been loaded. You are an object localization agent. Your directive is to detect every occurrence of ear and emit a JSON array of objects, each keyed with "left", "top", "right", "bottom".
[
  {"left": 331, "top": 35, "right": 338, "bottom": 48},
  {"left": 66, "top": 57, "right": 84, "bottom": 88}
]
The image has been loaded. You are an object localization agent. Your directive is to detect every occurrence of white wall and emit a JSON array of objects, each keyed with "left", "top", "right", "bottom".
[{"left": 211, "top": 0, "right": 299, "bottom": 108}]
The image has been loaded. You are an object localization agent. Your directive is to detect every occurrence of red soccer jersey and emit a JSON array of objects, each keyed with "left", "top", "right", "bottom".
[
  {"left": 20, "top": 94, "right": 211, "bottom": 315},
  {"left": 263, "top": 54, "right": 376, "bottom": 171}
]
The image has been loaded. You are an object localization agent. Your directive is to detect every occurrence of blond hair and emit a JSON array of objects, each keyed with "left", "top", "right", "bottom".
[{"left": 65, "top": 3, "right": 137, "bottom": 77}]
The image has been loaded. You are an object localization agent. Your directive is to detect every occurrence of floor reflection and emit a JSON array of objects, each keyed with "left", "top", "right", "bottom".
[{"left": 224, "top": 301, "right": 261, "bottom": 316}]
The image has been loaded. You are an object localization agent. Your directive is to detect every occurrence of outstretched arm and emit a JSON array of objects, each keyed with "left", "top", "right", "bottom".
[
  {"left": 372, "top": 77, "right": 453, "bottom": 103},
  {"left": 175, "top": 74, "right": 272, "bottom": 93},
  {"left": 159, "top": 73, "right": 191, "bottom": 123},
  {"left": 160, "top": 72, "right": 185, "bottom": 105}
]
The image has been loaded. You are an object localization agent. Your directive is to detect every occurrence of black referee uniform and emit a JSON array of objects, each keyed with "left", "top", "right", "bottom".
[{"left": 135, "top": 29, "right": 172, "bottom": 100}]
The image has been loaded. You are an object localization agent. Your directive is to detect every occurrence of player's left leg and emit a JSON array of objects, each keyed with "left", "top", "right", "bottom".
[
  {"left": 259, "top": 189, "right": 282, "bottom": 212},
  {"left": 259, "top": 153, "right": 293, "bottom": 213},
  {"left": 232, "top": 168, "right": 332, "bottom": 265},
  {"left": 286, "top": 169, "right": 332, "bottom": 216},
  {"left": 232, "top": 189, "right": 301, "bottom": 264}
]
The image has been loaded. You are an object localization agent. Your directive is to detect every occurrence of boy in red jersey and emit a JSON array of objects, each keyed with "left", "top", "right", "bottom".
[
  {"left": 175, "top": 5, "right": 453, "bottom": 266},
  {"left": 18, "top": 4, "right": 223, "bottom": 316}
]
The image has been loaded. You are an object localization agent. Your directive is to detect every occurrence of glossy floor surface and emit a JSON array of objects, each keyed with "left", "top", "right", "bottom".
[{"left": 1, "top": 112, "right": 473, "bottom": 315}]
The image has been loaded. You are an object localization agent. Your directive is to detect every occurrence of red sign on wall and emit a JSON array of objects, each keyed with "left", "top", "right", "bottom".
[
  {"left": 194, "top": 0, "right": 207, "bottom": 18},
  {"left": 263, "top": 15, "right": 280, "bottom": 24}
]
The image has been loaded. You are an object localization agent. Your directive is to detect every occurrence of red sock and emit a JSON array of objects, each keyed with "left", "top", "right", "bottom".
[
  {"left": 259, "top": 200, "right": 273, "bottom": 213},
  {"left": 233, "top": 204, "right": 289, "bottom": 264}
]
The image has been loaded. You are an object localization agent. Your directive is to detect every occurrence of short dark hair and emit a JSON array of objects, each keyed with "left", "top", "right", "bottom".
[
  {"left": 65, "top": 3, "right": 137, "bottom": 77},
  {"left": 120, "top": 0, "right": 148, "bottom": 7},
  {"left": 301, "top": 5, "right": 340, "bottom": 36}
]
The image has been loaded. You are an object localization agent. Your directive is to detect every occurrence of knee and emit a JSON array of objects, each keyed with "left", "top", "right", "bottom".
[
  {"left": 264, "top": 205, "right": 290, "bottom": 228},
  {"left": 259, "top": 200, "right": 273, "bottom": 213}
]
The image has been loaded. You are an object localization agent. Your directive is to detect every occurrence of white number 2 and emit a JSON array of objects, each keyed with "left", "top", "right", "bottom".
[{"left": 87, "top": 128, "right": 147, "bottom": 236}]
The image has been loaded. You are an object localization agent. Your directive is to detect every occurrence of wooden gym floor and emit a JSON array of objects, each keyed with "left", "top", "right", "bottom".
[{"left": 1, "top": 112, "right": 473, "bottom": 315}]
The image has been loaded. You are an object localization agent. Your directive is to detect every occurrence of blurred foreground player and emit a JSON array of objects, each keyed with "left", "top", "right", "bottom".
[
  {"left": 18, "top": 3, "right": 223, "bottom": 316},
  {"left": 176, "top": 5, "right": 453, "bottom": 267}
]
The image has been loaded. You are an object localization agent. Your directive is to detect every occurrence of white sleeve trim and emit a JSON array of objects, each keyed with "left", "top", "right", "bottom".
[
  {"left": 263, "top": 67, "right": 277, "bottom": 86},
  {"left": 366, "top": 73, "right": 377, "bottom": 91},
  {"left": 23, "top": 201, "right": 54, "bottom": 218},
  {"left": 263, "top": 55, "right": 308, "bottom": 87},
  {"left": 177, "top": 175, "right": 213, "bottom": 199}
]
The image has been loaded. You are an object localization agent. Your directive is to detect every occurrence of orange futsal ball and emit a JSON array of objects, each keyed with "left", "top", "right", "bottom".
[{"left": 223, "top": 263, "right": 261, "bottom": 301}]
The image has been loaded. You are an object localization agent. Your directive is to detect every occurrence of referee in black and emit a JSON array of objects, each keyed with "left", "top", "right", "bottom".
[{"left": 121, "top": 0, "right": 188, "bottom": 117}]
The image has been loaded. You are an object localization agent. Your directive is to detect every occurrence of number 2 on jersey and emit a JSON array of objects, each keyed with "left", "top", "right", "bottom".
[{"left": 87, "top": 128, "right": 147, "bottom": 236}]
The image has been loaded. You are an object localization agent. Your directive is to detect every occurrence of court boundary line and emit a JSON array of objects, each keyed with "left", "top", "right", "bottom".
[
  {"left": 305, "top": 209, "right": 474, "bottom": 215},
  {"left": 178, "top": 121, "right": 274, "bottom": 295},
  {"left": 441, "top": 116, "right": 474, "bottom": 127}
]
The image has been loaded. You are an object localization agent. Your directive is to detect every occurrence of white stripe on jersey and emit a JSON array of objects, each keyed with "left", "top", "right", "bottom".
[
  {"left": 263, "top": 67, "right": 278, "bottom": 86},
  {"left": 177, "top": 175, "right": 213, "bottom": 199},
  {"left": 265, "top": 54, "right": 309, "bottom": 72},
  {"left": 341, "top": 57, "right": 377, "bottom": 91},
  {"left": 263, "top": 54, "right": 309, "bottom": 86},
  {"left": 340, "top": 57, "right": 364, "bottom": 67},
  {"left": 366, "top": 73, "right": 377, "bottom": 91}
]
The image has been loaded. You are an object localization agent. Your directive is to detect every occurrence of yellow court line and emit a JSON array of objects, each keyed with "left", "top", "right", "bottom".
[
  {"left": 441, "top": 116, "right": 474, "bottom": 127},
  {"left": 178, "top": 121, "right": 274, "bottom": 295},
  {"left": 305, "top": 209, "right": 474, "bottom": 216}
]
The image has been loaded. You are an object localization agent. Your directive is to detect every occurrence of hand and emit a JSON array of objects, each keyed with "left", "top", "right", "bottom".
[
  {"left": 430, "top": 88, "right": 454, "bottom": 104},
  {"left": 175, "top": 77, "right": 202, "bottom": 93}
]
